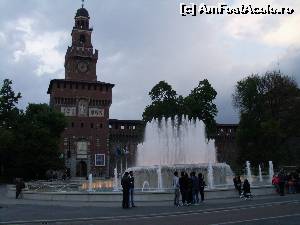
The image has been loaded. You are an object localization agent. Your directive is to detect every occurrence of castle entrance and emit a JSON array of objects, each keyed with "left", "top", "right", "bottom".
[{"left": 76, "top": 161, "right": 87, "bottom": 177}]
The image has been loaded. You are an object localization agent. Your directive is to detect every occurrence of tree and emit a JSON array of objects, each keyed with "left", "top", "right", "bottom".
[
  {"left": 0, "top": 79, "right": 21, "bottom": 180},
  {"left": 184, "top": 79, "right": 218, "bottom": 135},
  {"left": 13, "top": 104, "right": 67, "bottom": 179},
  {"left": 142, "top": 79, "right": 218, "bottom": 136},
  {"left": 233, "top": 71, "right": 300, "bottom": 167},
  {"left": 0, "top": 79, "right": 67, "bottom": 180},
  {"left": 0, "top": 79, "right": 22, "bottom": 128},
  {"left": 143, "top": 81, "right": 181, "bottom": 121}
]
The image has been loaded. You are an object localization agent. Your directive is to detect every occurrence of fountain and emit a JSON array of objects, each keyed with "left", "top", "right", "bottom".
[
  {"left": 207, "top": 162, "right": 214, "bottom": 189},
  {"left": 126, "top": 117, "right": 233, "bottom": 190},
  {"left": 11, "top": 117, "right": 277, "bottom": 202},
  {"left": 269, "top": 161, "right": 274, "bottom": 184},
  {"left": 246, "top": 161, "right": 253, "bottom": 184},
  {"left": 142, "top": 181, "right": 150, "bottom": 192},
  {"left": 157, "top": 166, "right": 163, "bottom": 190},
  {"left": 88, "top": 173, "right": 93, "bottom": 192},
  {"left": 259, "top": 165, "right": 263, "bottom": 182},
  {"left": 113, "top": 168, "right": 119, "bottom": 191}
]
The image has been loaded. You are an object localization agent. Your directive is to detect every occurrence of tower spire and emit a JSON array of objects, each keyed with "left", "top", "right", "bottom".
[{"left": 81, "top": 0, "right": 85, "bottom": 8}]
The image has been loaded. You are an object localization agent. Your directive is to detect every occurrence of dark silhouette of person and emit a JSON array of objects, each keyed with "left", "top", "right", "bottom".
[
  {"left": 278, "top": 170, "right": 287, "bottom": 196},
  {"left": 198, "top": 173, "right": 206, "bottom": 202},
  {"left": 242, "top": 179, "right": 251, "bottom": 199},
  {"left": 191, "top": 171, "right": 199, "bottom": 204},
  {"left": 15, "top": 178, "right": 25, "bottom": 199},
  {"left": 233, "top": 176, "right": 242, "bottom": 196},
  {"left": 187, "top": 172, "right": 193, "bottom": 205},
  {"left": 129, "top": 171, "right": 135, "bottom": 207},
  {"left": 121, "top": 172, "right": 130, "bottom": 208},
  {"left": 179, "top": 171, "right": 188, "bottom": 205}
]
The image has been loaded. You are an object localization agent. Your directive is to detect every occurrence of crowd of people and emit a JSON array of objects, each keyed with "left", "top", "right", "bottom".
[
  {"left": 173, "top": 171, "right": 206, "bottom": 207},
  {"left": 272, "top": 169, "right": 300, "bottom": 196}
]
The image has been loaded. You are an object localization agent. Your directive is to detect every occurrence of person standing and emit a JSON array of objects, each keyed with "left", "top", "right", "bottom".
[
  {"left": 191, "top": 172, "right": 199, "bottom": 204},
  {"left": 179, "top": 171, "right": 187, "bottom": 205},
  {"left": 129, "top": 171, "right": 135, "bottom": 207},
  {"left": 121, "top": 172, "right": 130, "bottom": 208},
  {"left": 173, "top": 171, "right": 180, "bottom": 207},
  {"left": 278, "top": 170, "right": 286, "bottom": 196},
  {"left": 187, "top": 173, "right": 193, "bottom": 205},
  {"left": 198, "top": 173, "right": 206, "bottom": 202},
  {"left": 233, "top": 176, "right": 242, "bottom": 196},
  {"left": 15, "top": 178, "right": 25, "bottom": 199}
]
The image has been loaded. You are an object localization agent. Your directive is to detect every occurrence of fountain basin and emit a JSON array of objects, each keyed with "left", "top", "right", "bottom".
[
  {"left": 6, "top": 184, "right": 276, "bottom": 204},
  {"left": 126, "top": 163, "right": 233, "bottom": 189}
]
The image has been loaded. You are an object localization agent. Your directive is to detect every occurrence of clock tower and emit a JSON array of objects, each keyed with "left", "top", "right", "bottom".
[
  {"left": 47, "top": 4, "right": 114, "bottom": 178},
  {"left": 65, "top": 6, "right": 97, "bottom": 81}
]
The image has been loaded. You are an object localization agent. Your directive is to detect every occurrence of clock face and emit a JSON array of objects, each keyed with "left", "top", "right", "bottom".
[{"left": 77, "top": 61, "right": 88, "bottom": 73}]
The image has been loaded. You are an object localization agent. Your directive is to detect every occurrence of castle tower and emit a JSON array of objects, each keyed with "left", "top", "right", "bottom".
[{"left": 47, "top": 4, "right": 114, "bottom": 178}]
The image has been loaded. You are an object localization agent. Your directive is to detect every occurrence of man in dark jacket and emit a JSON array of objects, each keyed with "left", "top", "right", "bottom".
[
  {"left": 278, "top": 170, "right": 287, "bottom": 196},
  {"left": 129, "top": 171, "right": 135, "bottom": 207},
  {"left": 179, "top": 171, "right": 187, "bottom": 205},
  {"left": 121, "top": 172, "right": 130, "bottom": 208}
]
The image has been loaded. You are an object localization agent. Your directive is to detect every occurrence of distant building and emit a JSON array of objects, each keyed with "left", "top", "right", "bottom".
[{"left": 209, "top": 124, "right": 239, "bottom": 168}]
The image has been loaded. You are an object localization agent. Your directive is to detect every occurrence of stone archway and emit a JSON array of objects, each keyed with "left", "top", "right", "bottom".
[{"left": 76, "top": 161, "right": 87, "bottom": 177}]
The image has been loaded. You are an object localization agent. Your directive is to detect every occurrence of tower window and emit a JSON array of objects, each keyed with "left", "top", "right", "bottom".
[
  {"left": 91, "top": 123, "right": 94, "bottom": 128},
  {"left": 80, "top": 34, "right": 86, "bottom": 43},
  {"left": 81, "top": 123, "right": 84, "bottom": 128}
]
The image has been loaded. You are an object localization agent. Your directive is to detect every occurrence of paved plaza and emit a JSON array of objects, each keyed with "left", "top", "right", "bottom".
[{"left": 0, "top": 185, "right": 300, "bottom": 225}]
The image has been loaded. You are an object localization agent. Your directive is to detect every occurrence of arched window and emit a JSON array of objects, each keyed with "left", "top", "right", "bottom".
[{"left": 79, "top": 34, "right": 86, "bottom": 44}]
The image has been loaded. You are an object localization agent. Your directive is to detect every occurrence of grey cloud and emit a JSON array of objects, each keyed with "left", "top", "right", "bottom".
[{"left": 1, "top": 0, "right": 299, "bottom": 124}]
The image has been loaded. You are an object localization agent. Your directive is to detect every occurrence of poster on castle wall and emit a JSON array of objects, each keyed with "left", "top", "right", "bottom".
[
  {"left": 76, "top": 141, "right": 88, "bottom": 159},
  {"left": 95, "top": 154, "right": 105, "bottom": 166},
  {"left": 89, "top": 108, "right": 104, "bottom": 117},
  {"left": 61, "top": 107, "right": 76, "bottom": 116}
]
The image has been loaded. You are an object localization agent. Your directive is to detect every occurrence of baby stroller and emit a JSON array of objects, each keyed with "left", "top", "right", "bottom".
[{"left": 240, "top": 190, "right": 253, "bottom": 200}]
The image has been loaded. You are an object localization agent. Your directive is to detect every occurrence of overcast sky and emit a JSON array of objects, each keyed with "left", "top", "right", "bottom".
[{"left": 0, "top": 0, "right": 299, "bottom": 123}]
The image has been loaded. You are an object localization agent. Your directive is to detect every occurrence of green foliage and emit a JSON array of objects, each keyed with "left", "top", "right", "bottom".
[
  {"left": 143, "top": 81, "right": 182, "bottom": 121},
  {"left": 0, "top": 79, "right": 67, "bottom": 180},
  {"left": 233, "top": 71, "right": 300, "bottom": 168},
  {"left": 184, "top": 79, "right": 218, "bottom": 134},
  {"left": 143, "top": 79, "right": 218, "bottom": 135},
  {"left": 0, "top": 79, "right": 21, "bottom": 129}
]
